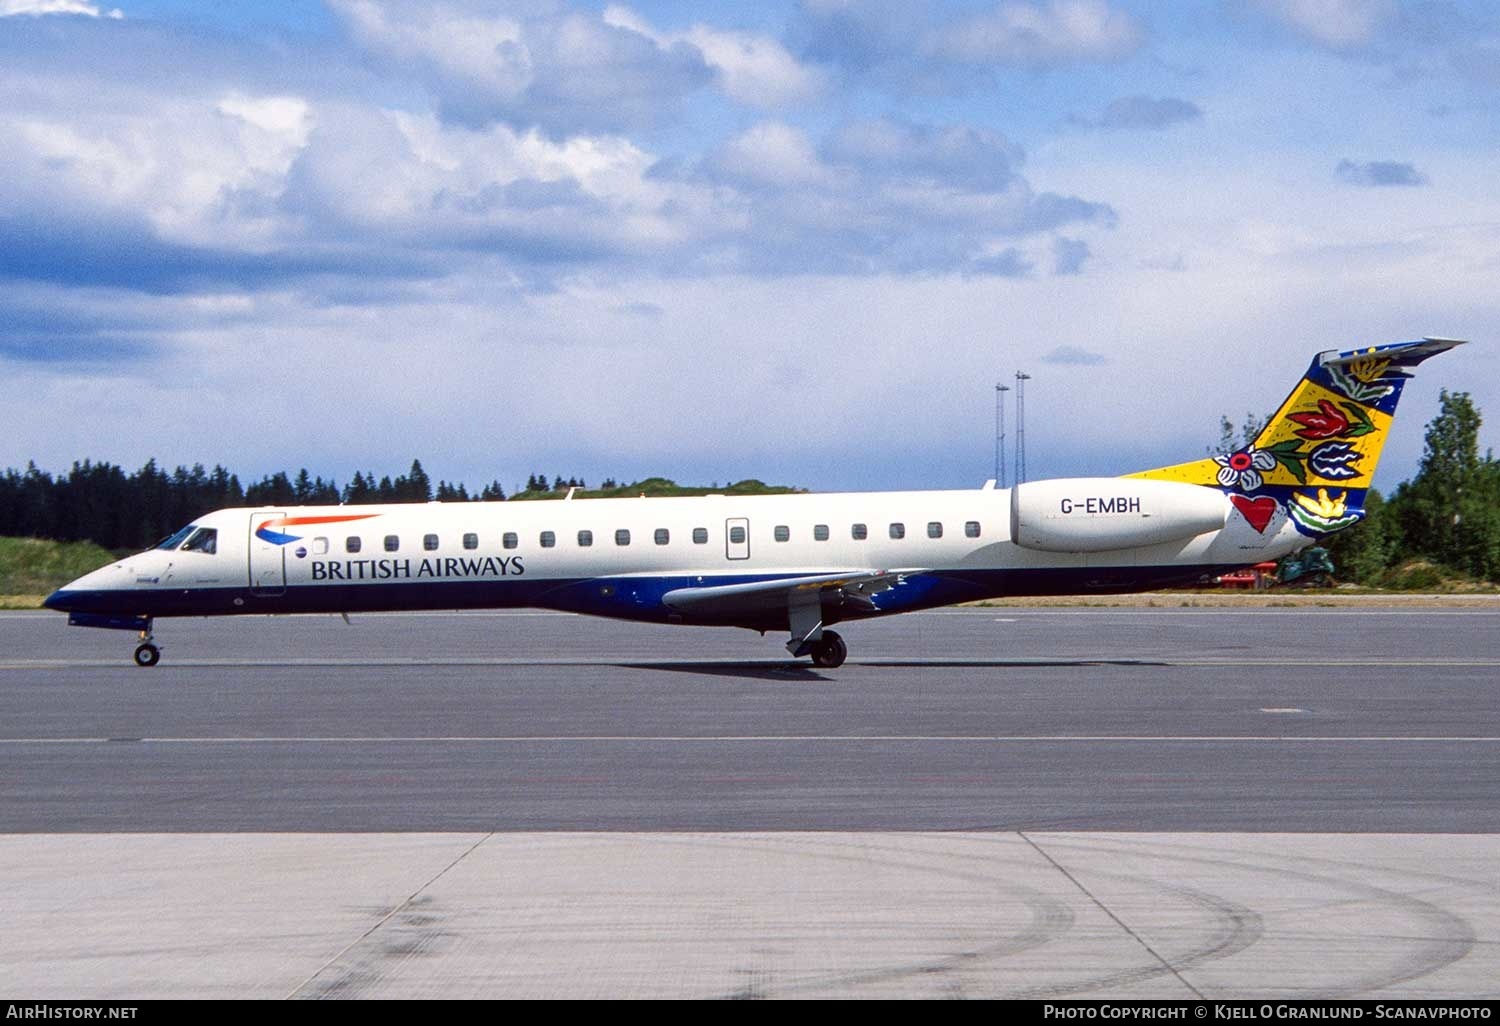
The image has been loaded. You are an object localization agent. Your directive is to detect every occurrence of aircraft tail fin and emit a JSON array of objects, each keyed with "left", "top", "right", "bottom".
[{"left": 1128, "top": 338, "right": 1466, "bottom": 538}]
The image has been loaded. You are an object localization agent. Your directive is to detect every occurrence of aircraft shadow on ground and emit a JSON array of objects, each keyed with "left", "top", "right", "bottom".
[
  {"left": 616, "top": 658, "right": 1169, "bottom": 680},
  {"left": 616, "top": 661, "right": 833, "bottom": 681}
]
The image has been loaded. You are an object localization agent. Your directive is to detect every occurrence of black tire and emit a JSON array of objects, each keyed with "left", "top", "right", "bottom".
[
  {"left": 133, "top": 643, "right": 160, "bottom": 668},
  {"left": 810, "top": 631, "right": 847, "bottom": 669}
]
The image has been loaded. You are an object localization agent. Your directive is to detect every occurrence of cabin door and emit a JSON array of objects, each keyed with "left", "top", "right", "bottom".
[
  {"left": 248, "top": 511, "right": 288, "bottom": 596},
  {"left": 725, "top": 517, "right": 750, "bottom": 560}
]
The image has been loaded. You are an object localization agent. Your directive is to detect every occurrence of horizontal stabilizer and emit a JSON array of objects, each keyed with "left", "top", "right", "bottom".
[{"left": 1318, "top": 337, "right": 1466, "bottom": 372}]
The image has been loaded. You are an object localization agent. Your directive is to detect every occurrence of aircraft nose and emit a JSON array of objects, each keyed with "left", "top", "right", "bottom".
[{"left": 43, "top": 588, "right": 75, "bottom": 612}]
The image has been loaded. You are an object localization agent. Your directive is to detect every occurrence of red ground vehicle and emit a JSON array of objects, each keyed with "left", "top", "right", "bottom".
[{"left": 1215, "top": 562, "right": 1279, "bottom": 588}]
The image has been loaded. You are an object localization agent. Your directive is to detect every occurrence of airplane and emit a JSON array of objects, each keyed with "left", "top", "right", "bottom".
[{"left": 44, "top": 337, "right": 1464, "bottom": 668}]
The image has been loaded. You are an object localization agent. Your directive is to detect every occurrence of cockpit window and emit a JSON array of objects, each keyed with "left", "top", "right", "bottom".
[
  {"left": 180, "top": 527, "right": 218, "bottom": 555},
  {"left": 156, "top": 525, "right": 197, "bottom": 550}
]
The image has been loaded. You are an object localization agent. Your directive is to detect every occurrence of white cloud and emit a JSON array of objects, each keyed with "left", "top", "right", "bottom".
[
  {"left": 336, "top": 0, "right": 534, "bottom": 102},
  {"left": 681, "top": 116, "right": 1114, "bottom": 275},
  {"left": 683, "top": 24, "right": 823, "bottom": 107},
  {"left": 1249, "top": 0, "right": 1395, "bottom": 49},
  {"left": 4, "top": 0, "right": 1497, "bottom": 497},
  {"left": 217, "top": 94, "right": 313, "bottom": 142},
  {"left": 0, "top": 87, "right": 315, "bottom": 250},
  {"left": 329, "top": 0, "right": 711, "bottom": 129},
  {"left": 708, "top": 122, "right": 835, "bottom": 187},
  {"left": 0, "top": 28, "right": 1109, "bottom": 284},
  {"left": 921, "top": 0, "right": 1142, "bottom": 65},
  {"left": 824, "top": 118, "right": 1025, "bottom": 188},
  {"left": 277, "top": 104, "right": 728, "bottom": 260},
  {"left": 604, "top": 4, "right": 823, "bottom": 108},
  {"left": 0, "top": 0, "right": 121, "bottom": 17},
  {"left": 0, "top": 33, "right": 724, "bottom": 270}
]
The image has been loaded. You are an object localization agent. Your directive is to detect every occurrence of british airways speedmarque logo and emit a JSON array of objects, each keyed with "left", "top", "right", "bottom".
[{"left": 255, "top": 514, "right": 379, "bottom": 546}]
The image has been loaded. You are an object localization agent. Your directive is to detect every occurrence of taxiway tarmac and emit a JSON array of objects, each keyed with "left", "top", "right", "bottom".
[
  {"left": 2, "top": 606, "right": 1497, "bottom": 997},
  {"left": 1, "top": 607, "right": 1497, "bottom": 832}
]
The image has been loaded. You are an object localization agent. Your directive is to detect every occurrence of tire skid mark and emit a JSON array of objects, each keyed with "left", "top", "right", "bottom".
[
  {"left": 288, "top": 834, "right": 492, "bottom": 999},
  {"left": 1029, "top": 835, "right": 1480, "bottom": 997},
  {"left": 795, "top": 833, "right": 1265, "bottom": 999},
  {"left": 629, "top": 834, "right": 1080, "bottom": 998},
  {"left": 1009, "top": 873, "right": 1264, "bottom": 998}
]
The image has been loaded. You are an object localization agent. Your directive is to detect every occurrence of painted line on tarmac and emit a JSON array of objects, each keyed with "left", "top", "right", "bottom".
[
  {"left": 961, "top": 608, "right": 1500, "bottom": 616},
  {"left": 4, "top": 735, "right": 1500, "bottom": 745},
  {"left": 971, "top": 611, "right": 1500, "bottom": 619},
  {"left": 1170, "top": 660, "right": 1500, "bottom": 669}
]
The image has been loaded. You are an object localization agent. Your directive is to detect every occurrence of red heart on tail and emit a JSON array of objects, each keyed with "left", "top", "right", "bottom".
[{"left": 1230, "top": 494, "right": 1278, "bottom": 534}]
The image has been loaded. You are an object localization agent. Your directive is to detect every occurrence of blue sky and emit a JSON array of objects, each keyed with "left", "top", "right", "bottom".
[{"left": 1, "top": 0, "right": 1495, "bottom": 494}]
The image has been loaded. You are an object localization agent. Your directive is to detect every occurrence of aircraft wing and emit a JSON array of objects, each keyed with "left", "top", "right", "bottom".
[{"left": 661, "top": 569, "right": 918, "bottom": 619}]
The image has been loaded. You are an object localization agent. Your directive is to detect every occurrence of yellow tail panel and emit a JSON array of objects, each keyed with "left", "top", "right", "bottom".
[{"left": 1126, "top": 338, "right": 1465, "bottom": 539}]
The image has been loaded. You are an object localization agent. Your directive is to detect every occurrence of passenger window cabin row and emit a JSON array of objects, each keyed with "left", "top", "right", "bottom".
[{"left": 323, "top": 521, "right": 983, "bottom": 554}]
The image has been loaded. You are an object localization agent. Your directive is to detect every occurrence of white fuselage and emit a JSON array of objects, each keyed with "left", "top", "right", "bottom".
[{"left": 49, "top": 481, "right": 1307, "bottom": 630}]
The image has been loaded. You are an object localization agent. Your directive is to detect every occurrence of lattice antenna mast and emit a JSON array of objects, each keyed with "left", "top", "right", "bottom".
[
  {"left": 994, "top": 384, "right": 1011, "bottom": 487},
  {"left": 1015, "top": 371, "right": 1031, "bottom": 484}
]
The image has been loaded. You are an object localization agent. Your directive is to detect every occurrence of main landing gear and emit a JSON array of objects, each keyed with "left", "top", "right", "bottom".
[
  {"left": 808, "top": 630, "right": 847, "bottom": 669},
  {"left": 133, "top": 625, "right": 160, "bottom": 667},
  {"left": 785, "top": 588, "right": 849, "bottom": 668}
]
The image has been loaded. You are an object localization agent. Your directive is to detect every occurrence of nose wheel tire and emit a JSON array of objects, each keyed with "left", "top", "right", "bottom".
[
  {"left": 809, "top": 630, "right": 847, "bottom": 669},
  {"left": 133, "top": 643, "right": 160, "bottom": 667}
]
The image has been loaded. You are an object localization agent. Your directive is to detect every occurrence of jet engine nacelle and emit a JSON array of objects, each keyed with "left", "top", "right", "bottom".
[{"left": 1010, "top": 478, "right": 1229, "bottom": 553}]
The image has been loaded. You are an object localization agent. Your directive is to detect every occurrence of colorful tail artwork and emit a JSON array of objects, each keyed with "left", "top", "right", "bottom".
[{"left": 1129, "top": 337, "right": 1467, "bottom": 539}]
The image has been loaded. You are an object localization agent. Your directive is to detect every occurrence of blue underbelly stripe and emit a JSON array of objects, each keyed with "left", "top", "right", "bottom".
[{"left": 49, "top": 563, "right": 1240, "bottom": 628}]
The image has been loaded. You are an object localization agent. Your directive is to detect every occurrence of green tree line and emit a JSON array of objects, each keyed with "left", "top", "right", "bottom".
[
  {"left": 0, "top": 457, "right": 798, "bottom": 554},
  {"left": 1208, "top": 392, "right": 1498, "bottom": 585},
  {"left": 0, "top": 458, "right": 497, "bottom": 552},
  {"left": 1323, "top": 390, "right": 1500, "bottom": 585}
]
